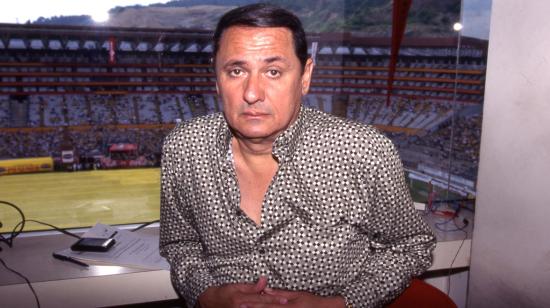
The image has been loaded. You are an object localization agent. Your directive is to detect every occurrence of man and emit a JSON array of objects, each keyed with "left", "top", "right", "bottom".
[{"left": 160, "top": 4, "right": 435, "bottom": 308}]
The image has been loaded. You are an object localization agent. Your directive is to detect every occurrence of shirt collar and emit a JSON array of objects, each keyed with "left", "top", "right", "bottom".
[
  {"left": 272, "top": 105, "right": 306, "bottom": 163},
  {"left": 216, "top": 116, "right": 233, "bottom": 157},
  {"left": 216, "top": 105, "right": 307, "bottom": 163}
]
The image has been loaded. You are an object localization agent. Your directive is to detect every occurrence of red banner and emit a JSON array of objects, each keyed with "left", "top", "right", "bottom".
[
  {"left": 387, "top": 0, "right": 413, "bottom": 106},
  {"left": 109, "top": 143, "right": 138, "bottom": 152}
]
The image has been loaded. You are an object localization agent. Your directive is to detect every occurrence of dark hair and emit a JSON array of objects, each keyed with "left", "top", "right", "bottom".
[{"left": 213, "top": 3, "right": 308, "bottom": 70}]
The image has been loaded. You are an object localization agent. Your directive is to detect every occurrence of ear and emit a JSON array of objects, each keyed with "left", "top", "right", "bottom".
[
  {"left": 213, "top": 58, "right": 221, "bottom": 96},
  {"left": 301, "top": 58, "right": 314, "bottom": 96}
]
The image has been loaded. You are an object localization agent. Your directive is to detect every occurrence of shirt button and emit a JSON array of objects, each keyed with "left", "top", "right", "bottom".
[
  {"left": 258, "top": 247, "right": 266, "bottom": 254},
  {"left": 235, "top": 209, "right": 242, "bottom": 216}
]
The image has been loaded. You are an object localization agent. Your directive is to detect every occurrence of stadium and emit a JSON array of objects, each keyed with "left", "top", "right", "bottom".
[
  {"left": 0, "top": 21, "right": 486, "bottom": 230},
  {"left": 3, "top": 1, "right": 550, "bottom": 307}
]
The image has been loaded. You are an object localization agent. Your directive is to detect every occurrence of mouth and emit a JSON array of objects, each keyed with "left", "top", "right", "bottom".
[{"left": 242, "top": 111, "right": 269, "bottom": 118}]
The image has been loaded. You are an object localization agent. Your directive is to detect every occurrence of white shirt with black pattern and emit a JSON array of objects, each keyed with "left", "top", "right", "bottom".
[{"left": 160, "top": 106, "right": 436, "bottom": 308}]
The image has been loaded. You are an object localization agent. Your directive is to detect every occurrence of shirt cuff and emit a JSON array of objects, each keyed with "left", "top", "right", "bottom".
[{"left": 173, "top": 269, "right": 216, "bottom": 308}]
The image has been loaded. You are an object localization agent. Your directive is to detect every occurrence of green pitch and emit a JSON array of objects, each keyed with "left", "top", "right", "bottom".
[
  {"left": 0, "top": 168, "right": 160, "bottom": 232},
  {"left": 0, "top": 168, "right": 463, "bottom": 233}
]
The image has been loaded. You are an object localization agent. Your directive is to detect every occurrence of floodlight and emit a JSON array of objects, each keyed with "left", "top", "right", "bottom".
[{"left": 453, "top": 22, "right": 463, "bottom": 32}]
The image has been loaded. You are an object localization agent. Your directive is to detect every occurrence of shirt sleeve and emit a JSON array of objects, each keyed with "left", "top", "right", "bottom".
[
  {"left": 340, "top": 137, "right": 436, "bottom": 307},
  {"left": 159, "top": 139, "right": 215, "bottom": 308}
]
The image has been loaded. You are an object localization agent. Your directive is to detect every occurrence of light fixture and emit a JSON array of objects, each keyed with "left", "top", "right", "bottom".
[{"left": 453, "top": 22, "right": 463, "bottom": 32}]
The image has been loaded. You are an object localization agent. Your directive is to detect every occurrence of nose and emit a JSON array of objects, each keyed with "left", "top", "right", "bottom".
[{"left": 243, "top": 73, "right": 264, "bottom": 104}]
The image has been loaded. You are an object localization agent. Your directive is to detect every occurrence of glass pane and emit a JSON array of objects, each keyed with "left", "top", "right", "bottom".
[{"left": 0, "top": 0, "right": 491, "bottom": 233}]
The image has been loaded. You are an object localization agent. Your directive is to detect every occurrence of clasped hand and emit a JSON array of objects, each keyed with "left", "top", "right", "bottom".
[{"left": 197, "top": 276, "right": 345, "bottom": 308}]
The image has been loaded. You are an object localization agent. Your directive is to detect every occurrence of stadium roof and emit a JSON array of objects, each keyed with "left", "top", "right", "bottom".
[{"left": 0, "top": 23, "right": 487, "bottom": 56}]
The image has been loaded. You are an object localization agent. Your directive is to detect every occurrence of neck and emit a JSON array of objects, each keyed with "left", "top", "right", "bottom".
[{"left": 232, "top": 136, "right": 274, "bottom": 160}]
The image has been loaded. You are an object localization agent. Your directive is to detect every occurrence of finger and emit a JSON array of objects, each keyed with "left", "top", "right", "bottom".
[
  {"left": 254, "top": 276, "right": 268, "bottom": 292},
  {"left": 241, "top": 304, "right": 289, "bottom": 308},
  {"left": 239, "top": 304, "right": 277, "bottom": 308},
  {"left": 235, "top": 281, "right": 263, "bottom": 294},
  {"left": 263, "top": 288, "right": 300, "bottom": 300},
  {"left": 238, "top": 293, "right": 289, "bottom": 305}
]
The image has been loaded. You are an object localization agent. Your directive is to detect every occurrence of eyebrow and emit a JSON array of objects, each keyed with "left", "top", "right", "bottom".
[
  {"left": 264, "top": 56, "right": 287, "bottom": 64},
  {"left": 222, "top": 56, "right": 289, "bottom": 69},
  {"left": 223, "top": 60, "right": 246, "bottom": 69}
]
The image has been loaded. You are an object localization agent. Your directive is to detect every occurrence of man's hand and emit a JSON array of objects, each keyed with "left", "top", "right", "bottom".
[
  {"left": 197, "top": 276, "right": 289, "bottom": 308},
  {"left": 257, "top": 289, "right": 346, "bottom": 308}
]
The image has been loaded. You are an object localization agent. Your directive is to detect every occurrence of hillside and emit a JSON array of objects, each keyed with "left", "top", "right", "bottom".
[
  {"left": 33, "top": 0, "right": 460, "bottom": 36},
  {"left": 107, "top": 5, "right": 235, "bottom": 30}
]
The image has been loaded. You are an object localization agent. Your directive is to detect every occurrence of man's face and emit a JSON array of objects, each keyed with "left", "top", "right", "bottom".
[{"left": 215, "top": 26, "right": 313, "bottom": 141}]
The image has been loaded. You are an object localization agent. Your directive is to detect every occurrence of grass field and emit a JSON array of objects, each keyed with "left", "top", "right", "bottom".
[
  {"left": 0, "top": 168, "right": 462, "bottom": 234},
  {"left": 406, "top": 173, "right": 463, "bottom": 203},
  {"left": 0, "top": 168, "right": 160, "bottom": 232}
]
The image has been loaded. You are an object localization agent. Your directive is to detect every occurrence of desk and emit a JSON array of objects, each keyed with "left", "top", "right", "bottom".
[
  {"left": 0, "top": 227, "right": 178, "bottom": 307},
  {"left": 423, "top": 212, "right": 472, "bottom": 271},
  {"left": 0, "top": 213, "right": 472, "bottom": 308}
]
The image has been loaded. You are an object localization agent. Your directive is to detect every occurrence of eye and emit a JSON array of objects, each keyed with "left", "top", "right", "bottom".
[
  {"left": 266, "top": 69, "right": 281, "bottom": 78},
  {"left": 228, "top": 68, "right": 243, "bottom": 77}
]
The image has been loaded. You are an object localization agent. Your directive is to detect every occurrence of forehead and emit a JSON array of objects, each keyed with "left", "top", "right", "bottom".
[{"left": 216, "top": 26, "right": 296, "bottom": 61}]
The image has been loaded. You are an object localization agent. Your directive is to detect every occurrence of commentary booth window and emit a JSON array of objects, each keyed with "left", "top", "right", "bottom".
[{"left": 0, "top": 0, "right": 487, "bottom": 241}]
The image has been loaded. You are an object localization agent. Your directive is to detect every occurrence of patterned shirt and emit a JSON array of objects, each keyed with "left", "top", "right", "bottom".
[{"left": 160, "top": 106, "right": 435, "bottom": 308}]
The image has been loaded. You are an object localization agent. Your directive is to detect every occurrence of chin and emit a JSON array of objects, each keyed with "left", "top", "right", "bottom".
[
  {"left": 236, "top": 129, "right": 274, "bottom": 140},
  {"left": 230, "top": 124, "right": 278, "bottom": 139}
]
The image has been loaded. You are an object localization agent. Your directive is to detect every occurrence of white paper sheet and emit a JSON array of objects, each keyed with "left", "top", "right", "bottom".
[{"left": 56, "top": 223, "right": 169, "bottom": 270}]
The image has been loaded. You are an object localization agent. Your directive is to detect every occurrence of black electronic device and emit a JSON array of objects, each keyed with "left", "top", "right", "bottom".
[{"left": 70, "top": 237, "right": 116, "bottom": 252}]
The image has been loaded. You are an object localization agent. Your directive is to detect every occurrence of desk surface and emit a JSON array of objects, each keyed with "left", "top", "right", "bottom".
[
  {"left": 0, "top": 228, "right": 157, "bottom": 286},
  {"left": 423, "top": 211, "right": 473, "bottom": 271},
  {"left": 0, "top": 212, "right": 472, "bottom": 307}
]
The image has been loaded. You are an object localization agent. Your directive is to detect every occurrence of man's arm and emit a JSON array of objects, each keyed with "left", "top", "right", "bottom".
[
  {"left": 243, "top": 138, "right": 435, "bottom": 308},
  {"left": 159, "top": 141, "right": 216, "bottom": 307},
  {"left": 340, "top": 138, "right": 436, "bottom": 307},
  {"left": 159, "top": 141, "right": 292, "bottom": 308}
]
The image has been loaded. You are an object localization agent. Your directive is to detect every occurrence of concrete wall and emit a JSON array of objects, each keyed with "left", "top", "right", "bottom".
[{"left": 468, "top": 1, "right": 550, "bottom": 307}]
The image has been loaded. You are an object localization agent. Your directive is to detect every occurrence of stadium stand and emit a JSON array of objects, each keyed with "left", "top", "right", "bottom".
[{"left": 0, "top": 23, "right": 486, "bottom": 188}]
